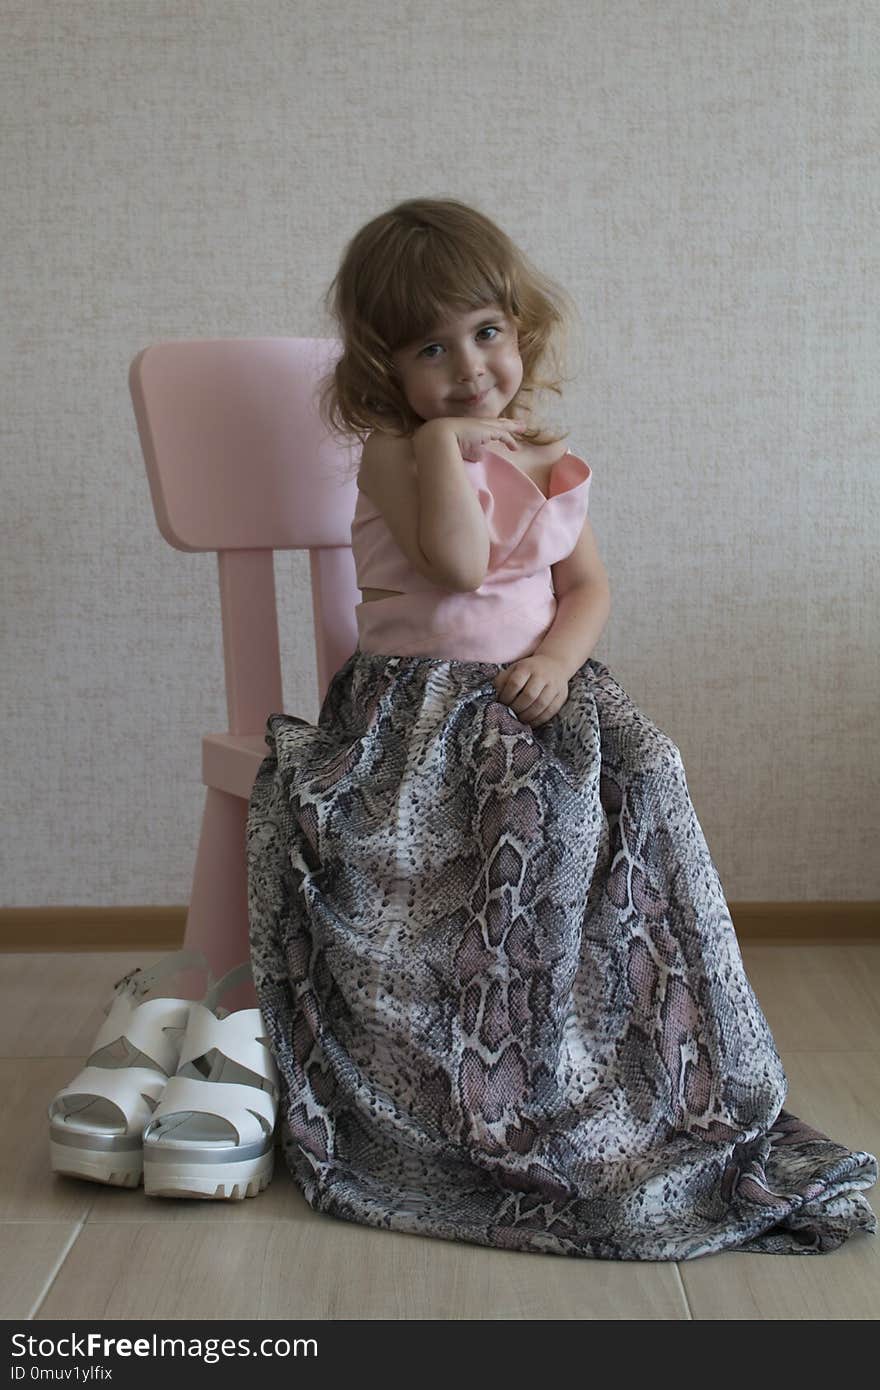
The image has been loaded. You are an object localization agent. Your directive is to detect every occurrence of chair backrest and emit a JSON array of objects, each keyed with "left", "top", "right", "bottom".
[{"left": 128, "top": 337, "right": 360, "bottom": 731}]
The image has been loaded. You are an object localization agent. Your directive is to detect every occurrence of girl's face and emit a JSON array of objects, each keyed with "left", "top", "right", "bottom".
[{"left": 391, "top": 302, "right": 524, "bottom": 423}]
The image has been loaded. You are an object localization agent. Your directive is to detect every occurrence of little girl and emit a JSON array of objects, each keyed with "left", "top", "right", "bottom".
[{"left": 246, "top": 197, "right": 877, "bottom": 1261}]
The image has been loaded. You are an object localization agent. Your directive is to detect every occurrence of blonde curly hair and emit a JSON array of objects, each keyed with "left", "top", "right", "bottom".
[{"left": 317, "top": 197, "right": 581, "bottom": 463}]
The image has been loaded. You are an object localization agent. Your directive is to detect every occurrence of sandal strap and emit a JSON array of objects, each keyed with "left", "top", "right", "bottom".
[
  {"left": 109, "top": 948, "right": 214, "bottom": 1006},
  {"left": 89, "top": 994, "right": 195, "bottom": 1076},
  {"left": 177, "top": 1004, "right": 279, "bottom": 1090},
  {"left": 201, "top": 961, "right": 254, "bottom": 1016},
  {"left": 143, "top": 1076, "right": 277, "bottom": 1143},
  {"left": 48, "top": 1065, "right": 167, "bottom": 1138}
]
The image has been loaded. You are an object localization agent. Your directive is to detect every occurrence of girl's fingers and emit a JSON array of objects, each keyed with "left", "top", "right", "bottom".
[{"left": 513, "top": 686, "right": 550, "bottom": 717}]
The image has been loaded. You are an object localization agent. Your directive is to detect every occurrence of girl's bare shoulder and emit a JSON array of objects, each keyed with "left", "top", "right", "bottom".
[{"left": 359, "top": 428, "right": 417, "bottom": 487}]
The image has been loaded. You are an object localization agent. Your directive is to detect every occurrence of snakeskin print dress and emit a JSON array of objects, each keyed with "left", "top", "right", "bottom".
[{"left": 245, "top": 649, "right": 877, "bottom": 1260}]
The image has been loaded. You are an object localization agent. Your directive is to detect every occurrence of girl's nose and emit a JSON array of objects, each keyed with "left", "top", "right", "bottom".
[{"left": 455, "top": 349, "right": 482, "bottom": 379}]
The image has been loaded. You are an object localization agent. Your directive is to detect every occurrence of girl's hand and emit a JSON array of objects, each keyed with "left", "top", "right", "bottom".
[
  {"left": 492, "top": 654, "right": 570, "bottom": 728},
  {"left": 420, "top": 415, "right": 527, "bottom": 463}
]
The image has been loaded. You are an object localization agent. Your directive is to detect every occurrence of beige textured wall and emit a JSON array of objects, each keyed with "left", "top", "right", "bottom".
[{"left": 2, "top": 1, "right": 877, "bottom": 909}]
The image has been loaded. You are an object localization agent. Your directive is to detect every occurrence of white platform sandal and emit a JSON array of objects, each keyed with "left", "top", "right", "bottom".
[
  {"left": 142, "top": 962, "right": 280, "bottom": 1201},
  {"left": 48, "top": 948, "right": 214, "bottom": 1188}
]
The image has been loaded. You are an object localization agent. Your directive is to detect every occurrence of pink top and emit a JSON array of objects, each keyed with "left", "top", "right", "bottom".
[{"left": 350, "top": 446, "right": 593, "bottom": 663}]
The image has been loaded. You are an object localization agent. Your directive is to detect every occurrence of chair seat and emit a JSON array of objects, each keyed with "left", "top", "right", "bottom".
[{"left": 202, "top": 734, "right": 272, "bottom": 800}]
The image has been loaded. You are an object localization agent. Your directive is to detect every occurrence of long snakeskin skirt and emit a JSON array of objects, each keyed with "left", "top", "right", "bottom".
[{"left": 245, "top": 649, "right": 877, "bottom": 1260}]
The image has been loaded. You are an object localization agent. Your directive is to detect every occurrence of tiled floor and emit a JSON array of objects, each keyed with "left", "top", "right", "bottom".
[{"left": 3, "top": 945, "right": 878, "bottom": 1319}]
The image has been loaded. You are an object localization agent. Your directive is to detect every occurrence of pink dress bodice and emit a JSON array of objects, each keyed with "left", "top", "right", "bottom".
[{"left": 350, "top": 446, "right": 593, "bottom": 662}]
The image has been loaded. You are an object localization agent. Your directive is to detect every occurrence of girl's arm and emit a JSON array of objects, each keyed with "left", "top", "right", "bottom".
[
  {"left": 534, "top": 580, "right": 612, "bottom": 680},
  {"left": 413, "top": 420, "right": 490, "bottom": 591}
]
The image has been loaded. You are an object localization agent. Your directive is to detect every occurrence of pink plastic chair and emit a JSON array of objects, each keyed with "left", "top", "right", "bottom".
[{"left": 128, "top": 338, "right": 360, "bottom": 1013}]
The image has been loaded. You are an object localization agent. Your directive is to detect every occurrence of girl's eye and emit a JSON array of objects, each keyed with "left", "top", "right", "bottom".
[{"left": 419, "top": 326, "right": 500, "bottom": 359}]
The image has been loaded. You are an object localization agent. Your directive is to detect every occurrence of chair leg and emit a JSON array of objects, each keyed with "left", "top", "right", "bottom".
[{"left": 179, "top": 787, "right": 258, "bottom": 1013}]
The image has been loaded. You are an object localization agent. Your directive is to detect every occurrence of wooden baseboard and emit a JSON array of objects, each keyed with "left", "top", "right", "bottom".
[
  {"left": 722, "top": 902, "right": 879, "bottom": 941},
  {"left": 0, "top": 902, "right": 878, "bottom": 951},
  {"left": 0, "top": 907, "right": 187, "bottom": 951}
]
